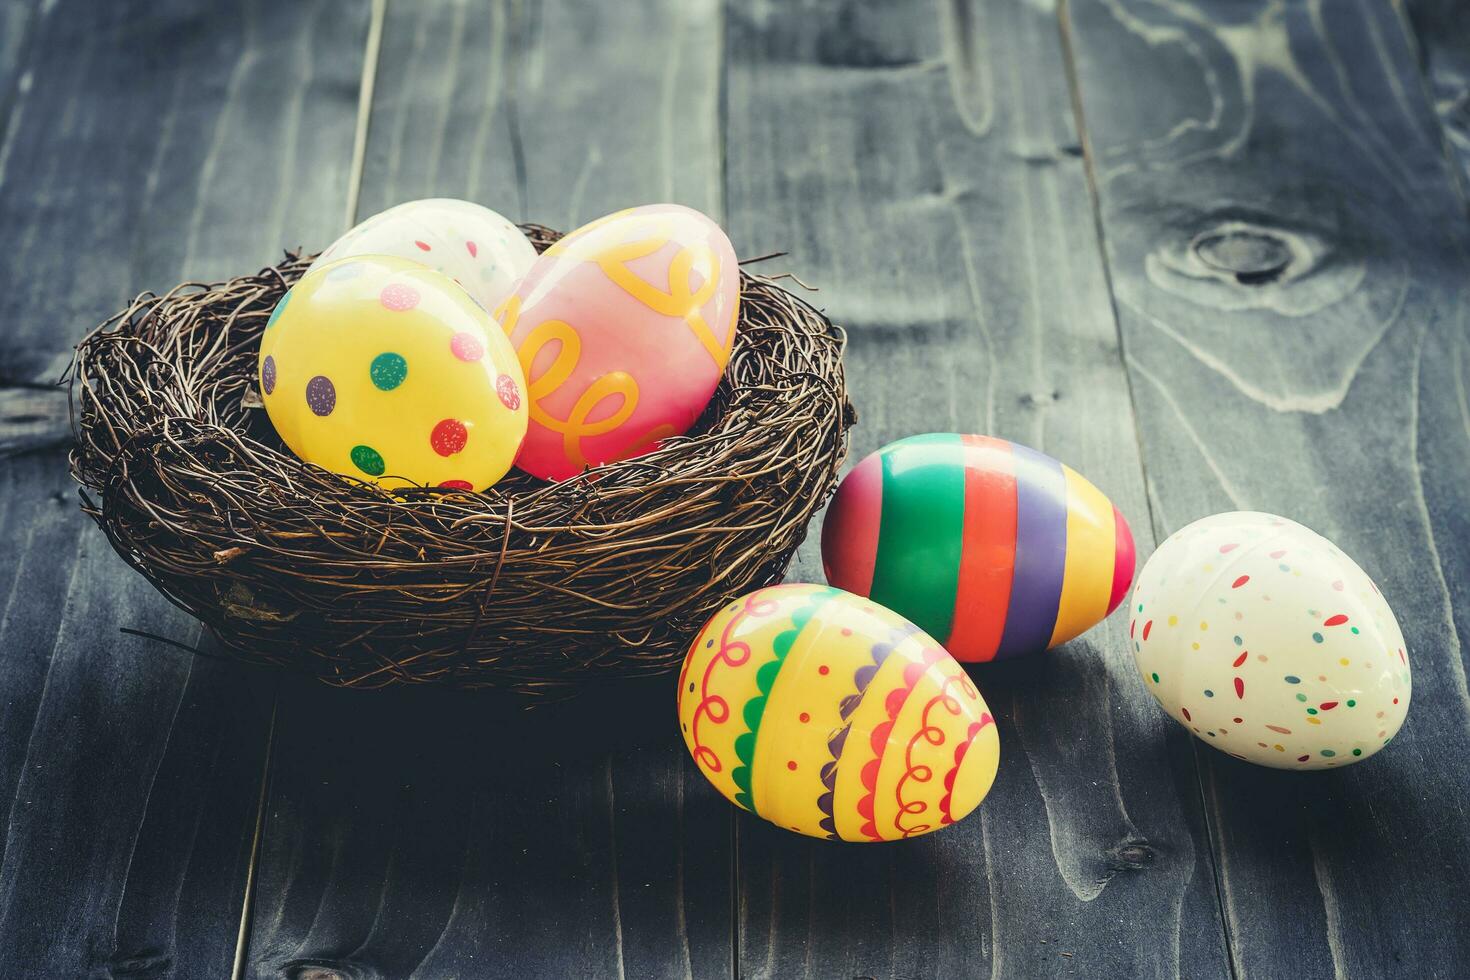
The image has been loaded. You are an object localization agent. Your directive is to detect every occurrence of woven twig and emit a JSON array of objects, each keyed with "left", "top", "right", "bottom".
[{"left": 68, "top": 225, "right": 853, "bottom": 694}]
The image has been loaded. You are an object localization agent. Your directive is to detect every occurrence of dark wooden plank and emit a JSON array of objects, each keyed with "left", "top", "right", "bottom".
[
  {"left": 0, "top": 0, "right": 367, "bottom": 975},
  {"left": 723, "top": 1, "right": 1230, "bottom": 977},
  {"left": 0, "top": 453, "right": 279, "bottom": 978},
  {"left": 1065, "top": 0, "right": 1470, "bottom": 976},
  {"left": 245, "top": 681, "right": 733, "bottom": 980},
  {"left": 0, "top": 0, "right": 38, "bottom": 135},
  {"left": 0, "top": 385, "right": 68, "bottom": 457},
  {"left": 1402, "top": 0, "right": 1470, "bottom": 192},
  {"left": 244, "top": 2, "right": 735, "bottom": 977}
]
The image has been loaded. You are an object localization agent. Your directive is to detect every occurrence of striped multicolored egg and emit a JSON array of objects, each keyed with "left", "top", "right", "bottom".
[
  {"left": 497, "top": 204, "right": 739, "bottom": 481},
  {"left": 259, "top": 255, "right": 528, "bottom": 492},
  {"left": 821, "top": 434, "right": 1135, "bottom": 662},
  {"left": 676, "top": 584, "right": 1000, "bottom": 842},
  {"left": 1131, "top": 512, "right": 1410, "bottom": 770},
  {"left": 310, "top": 199, "right": 537, "bottom": 314}
]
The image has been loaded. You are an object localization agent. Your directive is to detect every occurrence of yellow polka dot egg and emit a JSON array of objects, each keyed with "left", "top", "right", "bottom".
[
  {"left": 678, "top": 584, "right": 1001, "bottom": 841},
  {"left": 1131, "top": 512, "right": 1410, "bottom": 770},
  {"left": 258, "top": 255, "right": 528, "bottom": 492}
]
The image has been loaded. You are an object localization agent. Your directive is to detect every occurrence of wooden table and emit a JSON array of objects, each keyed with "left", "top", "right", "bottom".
[{"left": 2, "top": 1, "right": 1467, "bottom": 977}]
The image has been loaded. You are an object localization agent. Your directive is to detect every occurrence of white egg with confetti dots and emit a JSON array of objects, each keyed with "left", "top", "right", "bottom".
[
  {"left": 309, "top": 198, "right": 537, "bottom": 313},
  {"left": 1130, "top": 511, "right": 1410, "bottom": 770}
]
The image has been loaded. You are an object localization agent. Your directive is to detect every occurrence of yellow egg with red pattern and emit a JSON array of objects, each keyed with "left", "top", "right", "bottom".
[
  {"left": 259, "top": 255, "right": 528, "bottom": 491},
  {"left": 676, "top": 584, "right": 1001, "bottom": 841}
]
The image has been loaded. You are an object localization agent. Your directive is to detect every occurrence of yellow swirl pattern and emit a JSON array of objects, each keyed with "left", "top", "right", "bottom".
[{"left": 499, "top": 219, "right": 737, "bottom": 472}]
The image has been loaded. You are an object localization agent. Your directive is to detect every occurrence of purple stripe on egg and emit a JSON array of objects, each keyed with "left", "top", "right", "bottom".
[{"left": 995, "top": 443, "right": 1068, "bottom": 659}]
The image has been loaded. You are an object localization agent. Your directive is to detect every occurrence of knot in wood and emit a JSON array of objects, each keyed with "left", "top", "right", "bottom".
[
  {"left": 1191, "top": 227, "right": 1293, "bottom": 285},
  {"left": 1113, "top": 841, "right": 1155, "bottom": 867}
]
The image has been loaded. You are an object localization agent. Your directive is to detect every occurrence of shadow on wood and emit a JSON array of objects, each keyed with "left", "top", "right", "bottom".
[{"left": 244, "top": 676, "right": 731, "bottom": 980}]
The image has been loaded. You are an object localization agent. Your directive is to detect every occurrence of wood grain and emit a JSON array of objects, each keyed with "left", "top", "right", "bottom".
[
  {"left": 242, "top": 2, "right": 735, "bottom": 976},
  {"left": 1402, "top": 0, "right": 1470, "bottom": 192},
  {"left": 1065, "top": 0, "right": 1470, "bottom": 976},
  {"left": 0, "top": 385, "right": 68, "bottom": 457},
  {"left": 0, "top": 0, "right": 366, "bottom": 975},
  {"left": 723, "top": 1, "right": 1229, "bottom": 976}
]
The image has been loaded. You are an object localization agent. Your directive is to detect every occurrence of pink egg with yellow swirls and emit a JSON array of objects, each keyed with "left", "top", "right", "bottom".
[{"left": 496, "top": 204, "right": 740, "bottom": 481}]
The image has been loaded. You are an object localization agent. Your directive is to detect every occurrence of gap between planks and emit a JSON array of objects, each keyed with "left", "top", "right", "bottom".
[
  {"left": 344, "top": 0, "right": 388, "bottom": 233},
  {"left": 1051, "top": 2, "right": 1242, "bottom": 980},
  {"left": 229, "top": 2, "right": 387, "bottom": 975}
]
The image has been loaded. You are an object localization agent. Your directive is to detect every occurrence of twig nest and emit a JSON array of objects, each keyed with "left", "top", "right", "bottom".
[{"left": 69, "top": 225, "right": 853, "bottom": 693}]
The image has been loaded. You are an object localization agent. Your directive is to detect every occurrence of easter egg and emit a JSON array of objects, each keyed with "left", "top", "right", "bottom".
[
  {"left": 822, "top": 434, "right": 1135, "bottom": 662},
  {"left": 309, "top": 199, "right": 537, "bottom": 313},
  {"left": 259, "top": 255, "right": 528, "bottom": 491},
  {"left": 676, "top": 584, "right": 1000, "bottom": 841},
  {"left": 497, "top": 204, "right": 740, "bottom": 481},
  {"left": 1130, "top": 512, "right": 1411, "bottom": 770}
]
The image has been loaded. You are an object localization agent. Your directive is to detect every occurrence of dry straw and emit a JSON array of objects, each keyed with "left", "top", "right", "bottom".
[{"left": 69, "top": 226, "right": 853, "bottom": 694}]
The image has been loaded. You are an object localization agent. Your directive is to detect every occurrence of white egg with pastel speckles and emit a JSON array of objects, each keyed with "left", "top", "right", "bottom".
[
  {"left": 310, "top": 199, "right": 537, "bottom": 314},
  {"left": 1130, "top": 511, "right": 1410, "bottom": 770}
]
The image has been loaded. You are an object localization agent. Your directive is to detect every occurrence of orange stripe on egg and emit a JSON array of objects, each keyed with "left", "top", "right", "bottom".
[{"left": 945, "top": 435, "right": 1017, "bottom": 662}]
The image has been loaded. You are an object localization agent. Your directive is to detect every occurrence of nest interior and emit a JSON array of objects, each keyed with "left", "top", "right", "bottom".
[{"left": 69, "top": 226, "right": 853, "bottom": 693}]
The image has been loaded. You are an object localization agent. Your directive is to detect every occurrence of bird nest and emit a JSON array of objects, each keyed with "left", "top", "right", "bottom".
[{"left": 69, "top": 225, "right": 852, "bottom": 694}]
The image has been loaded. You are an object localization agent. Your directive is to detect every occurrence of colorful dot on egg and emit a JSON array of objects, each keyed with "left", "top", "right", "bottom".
[
  {"left": 266, "top": 292, "right": 290, "bottom": 329},
  {"left": 1321, "top": 749, "right": 1336, "bottom": 758},
  {"left": 1151, "top": 673, "right": 1160, "bottom": 683},
  {"left": 818, "top": 665, "right": 830, "bottom": 675},
  {"left": 438, "top": 479, "right": 473, "bottom": 491},
  {"left": 1352, "top": 748, "right": 1362, "bottom": 756},
  {"left": 261, "top": 355, "right": 277, "bottom": 395},
  {"left": 1285, "top": 675, "right": 1301, "bottom": 684},
  {"left": 369, "top": 352, "right": 408, "bottom": 390},
  {"left": 430, "top": 418, "right": 469, "bottom": 456},
  {"left": 466, "top": 240, "right": 478, "bottom": 257},
  {"left": 414, "top": 240, "right": 431, "bottom": 252},
  {"left": 1296, "top": 693, "right": 1308, "bottom": 702},
  {"left": 1203, "top": 689, "right": 1214, "bottom": 698},
  {"left": 1168, "top": 616, "right": 1178, "bottom": 626},
  {"left": 350, "top": 444, "right": 385, "bottom": 477},
  {"left": 1347, "top": 699, "right": 1356, "bottom": 707},
  {"left": 450, "top": 332, "right": 485, "bottom": 362},
  {"left": 305, "top": 375, "right": 336, "bottom": 416},
  {"left": 379, "top": 282, "right": 421, "bottom": 311},
  {"left": 1312, "top": 632, "right": 1324, "bottom": 643},
  {"left": 496, "top": 374, "right": 521, "bottom": 410},
  {"left": 786, "top": 761, "right": 798, "bottom": 771},
  {"left": 799, "top": 712, "right": 810, "bottom": 723}
]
